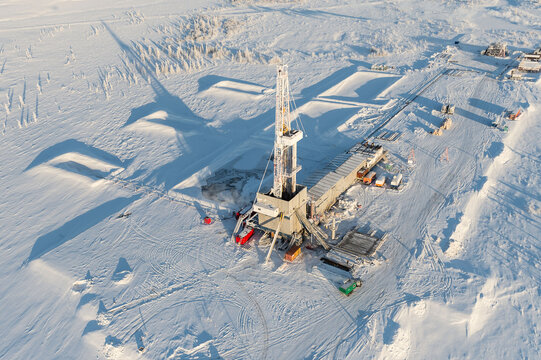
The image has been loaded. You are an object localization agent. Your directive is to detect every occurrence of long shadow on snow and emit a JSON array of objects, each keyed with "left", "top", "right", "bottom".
[
  {"left": 499, "top": 179, "right": 541, "bottom": 203},
  {"left": 24, "top": 139, "right": 126, "bottom": 172},
  {"left": 414, "top": 34, "right": 464, "bottom": 47},
  {"left": 103, "top": 22, "right": 233, "bottom": 190},
  {"left": 413, "top": 95, "right": 440, "bottom": 110},
  {"left": 455, "top": 106, "right": 490, "bottom": 126},
  {"left": 322, "top": 77, "right": 399, "bottom": 105},
  {"left": 23, "top": 195, "right": 140, "bottom": 265},
  {"left": 454, "top": 41, "right": 487, "bottom": 56},
  {"left": 104, "top": 22, "right": 289, "bottom": 193},
  {"left": 485, "top": 141, "right": 504, "bottom": 159},
  {"left": 415, "top": 95, "right": 490, "bottom": 126},
  {"left": 197, "top": 74, "right": 266, "bottom": 93},
  {"left": 300, "top": 63, "right": 360, "bottom": 99},
  {"left": 445, "top": 259, "right": 488, "bottom": 277},
  {"left": 411, "top": 107, "right": 442, "bottom": 128},
  {"left": 469, "top": 98, "right": 506, "bottom": 116}
]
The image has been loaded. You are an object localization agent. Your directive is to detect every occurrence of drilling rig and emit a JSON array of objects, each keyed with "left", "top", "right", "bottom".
[
  {"left": 271, "top": 65, "right": 303, "bottom": 200},
  {"left": 253, "top": 65, "right": 308, "bottom": 254}
]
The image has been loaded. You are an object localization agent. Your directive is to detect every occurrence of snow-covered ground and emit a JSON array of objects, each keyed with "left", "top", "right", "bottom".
[{"left": 1, "top": 0, "right": 540, "bottom": 359}]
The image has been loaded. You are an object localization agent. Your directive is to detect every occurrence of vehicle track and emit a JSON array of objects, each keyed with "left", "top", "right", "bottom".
[
  {"left": 105, "top": 215, "right": 269, "bottom": 359},
  {"left": 364, "top": 68, "right": 449, "bottom": 142},
  {"left": 422, "top": 234, "right": 452, "bottom": 301},
  {"left": 227, "top": 273, "right": 269, "bottom": 360}
]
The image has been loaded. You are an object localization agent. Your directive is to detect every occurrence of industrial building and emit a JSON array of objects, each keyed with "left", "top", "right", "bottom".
[{"left": 304, "top": 142, "right": 385, "bottom": 217}]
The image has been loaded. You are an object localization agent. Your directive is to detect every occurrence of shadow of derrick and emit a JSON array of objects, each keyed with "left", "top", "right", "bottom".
[
  {"left": 103, "top": 22, "right": 286, "bottom": 192},
  {"left": 102, "top": 22, "right": 356, "bottom": 193},
  {"left": 103, "top": 21, "right": 228, "bottom": 190}
]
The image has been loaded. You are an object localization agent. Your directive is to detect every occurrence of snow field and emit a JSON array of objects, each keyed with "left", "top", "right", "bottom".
[{"left": 0, "top": 0, "right": 540, "bottom": 359}]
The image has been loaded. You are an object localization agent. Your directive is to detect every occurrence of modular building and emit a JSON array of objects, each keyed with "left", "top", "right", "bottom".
[
  {"left": 518, "top": 59, "right": 541, "bottom": 72},
  {"left": 390, "top": 174, "right": 403, "bottom": 189},
  {"left": 305, "top": 143, "right": 385, "bottom": 217}
]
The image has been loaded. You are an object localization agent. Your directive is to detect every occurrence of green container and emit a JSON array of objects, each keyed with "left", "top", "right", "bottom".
[{"left": 339, "top": 279, "right": 358, "bottom": 296}]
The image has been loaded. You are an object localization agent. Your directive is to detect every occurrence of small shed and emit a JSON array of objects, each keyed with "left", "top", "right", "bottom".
[{"left": 390, "top": 174, "right": 403, "bottom": 189}]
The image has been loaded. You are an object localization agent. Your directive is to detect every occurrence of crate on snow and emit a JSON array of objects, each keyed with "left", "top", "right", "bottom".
[
  {"left": 284, "top": 245, "right": 301, "bottom": 261},
  {"left": 339, "top": 278, "right": 362, "bottom": 296}
]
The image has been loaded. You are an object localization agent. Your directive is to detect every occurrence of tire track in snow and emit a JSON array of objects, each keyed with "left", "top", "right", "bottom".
[
  {"left": 105, "top": 215, "right": 268, "bottom": 359},
  {"left": 227, "top": 274, "right": 269, "bottom": 360},
  {"left": 422, "top": 234, "right": 452, "bottom": 301}
]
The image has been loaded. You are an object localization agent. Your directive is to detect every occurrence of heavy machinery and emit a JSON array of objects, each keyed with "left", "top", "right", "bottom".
[{"left": 508, "top": 109, "right": 522, "bottom": 120}]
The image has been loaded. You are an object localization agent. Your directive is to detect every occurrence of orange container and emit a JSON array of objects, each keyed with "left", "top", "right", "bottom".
[
  {"left": 357, "top": 168, "right": 369, "bottom": 179},
  {"left": 285, "top": 245, "right": 301, "bottom": 262},
  {"left": 363, "top": 171, "right": 376, "bottom": 184}
]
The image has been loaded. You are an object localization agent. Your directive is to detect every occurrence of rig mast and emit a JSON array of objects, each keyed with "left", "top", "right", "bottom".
[{"left": 272, "top": 65, "right": 303, "bottom": 199}]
